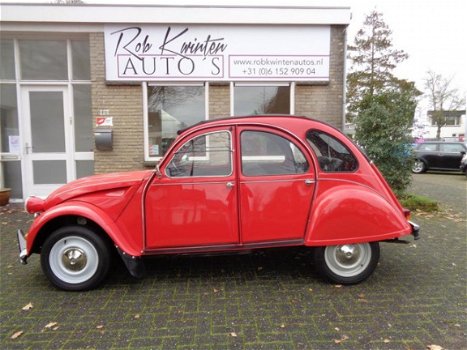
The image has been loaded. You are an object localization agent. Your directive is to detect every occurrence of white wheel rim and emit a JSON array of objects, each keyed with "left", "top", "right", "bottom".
[
  {"left": 413, "top": 161, "right": 424, "bottom": 172},
  {"left": 324, "top": 243, "right": 372, "bottom": 278},
  {"left": 49, "top": 236, "right": 99, "bottom": 284}
]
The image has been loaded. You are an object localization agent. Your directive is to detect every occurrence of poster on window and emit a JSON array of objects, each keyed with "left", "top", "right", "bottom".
[{"left": 104, "top": 25, "right": 330, "bottom": 82}]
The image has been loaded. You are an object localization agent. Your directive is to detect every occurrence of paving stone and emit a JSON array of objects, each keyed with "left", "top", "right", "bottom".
[{"left": 1, "top": 174, "right": 466, "bottom": 349}]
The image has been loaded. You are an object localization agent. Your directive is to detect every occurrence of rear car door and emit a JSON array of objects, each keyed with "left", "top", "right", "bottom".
[
  {"left": 237, "top": 127, "right": 315, "bottom": 243},
  {"left": 439, "top": 143, "right": 466, "bottom": 169}
]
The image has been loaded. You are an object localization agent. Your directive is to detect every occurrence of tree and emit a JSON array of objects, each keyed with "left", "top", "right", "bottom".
[
  {"left": 348, "top": 10, "right": 420, "bottom": 195},
  {"left": 424, "top": 71, "right": 465, "bottom": 139},
  {"left": 346, "top": 10, "right": 409, "bottom": 122},
  {"left": 355, "top": 90, "right": 417, "bottom": 195}
]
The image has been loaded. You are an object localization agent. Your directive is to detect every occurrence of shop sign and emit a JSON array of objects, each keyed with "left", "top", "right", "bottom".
[{"left": 104, "top": 25, "right": 330, "bottom": 82}]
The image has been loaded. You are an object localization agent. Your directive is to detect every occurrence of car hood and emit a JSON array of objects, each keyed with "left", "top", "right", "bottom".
[{"left": 44, "top": 170, "right": 153, "bottom": 209}]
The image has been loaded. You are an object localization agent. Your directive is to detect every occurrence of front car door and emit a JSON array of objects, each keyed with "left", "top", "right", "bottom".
[
  {"left": 237, "top": 127, "right": 315, "bottom": 243},
  {"left": 145, "top": 127, "right": 238, "bottom": 249}
]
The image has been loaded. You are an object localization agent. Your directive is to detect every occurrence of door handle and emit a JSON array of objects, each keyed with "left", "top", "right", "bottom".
[
  {"left": 304, "top": 179, "right": 314, "bottom": 185},
  {"left": 226, "top": 182, "right": 235, "bottom": 189}
]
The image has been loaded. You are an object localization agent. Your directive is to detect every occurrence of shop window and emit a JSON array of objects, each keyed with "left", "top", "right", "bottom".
[
  {"left": 0, "top": 84, "right": 19, "bottom": 154},
  {"left": 73, "top": 85, "right": 93, "bottom": 152},
  {"left": 71, "top": 40, "right": 91, "bottom": 80},
  {"left": 241, "top": 131, "right": 308, "bottom": 176},
  {"left": 0, "top": 40, "right": 15, "bottom": 80},
  {"left": 0, "top": 84, "right": 22, "bottom": 198},
  {"left": 147, "top": 85, "right": 206, "bottom": 159},
  {"left": 2, "top": 161, "right": 23, "bottom": 199},
  {"left": 234, "top": 85, "right": 290, "bottom": 115},
  {"left": 166, "top": 131, "right": 232, "bottom": 177},
  {"left": 19, "top": 40, "right": 68, "bottom": 80},
  {"left": 306, "top": 130, "right": 358, "bottom": 172},
  {"left": 76, "top": 160, "right": 94, "bottom": 179}
]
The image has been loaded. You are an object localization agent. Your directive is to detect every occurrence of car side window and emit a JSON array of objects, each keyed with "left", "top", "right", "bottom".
[
  {"left": 440, "top": 144, "right": 465, "bottom": 153},
  {"left": 418, "top": 143, "right": 437, "bottom": 151},
  {"left": 166, "top": 131, "right": 232, "bottom": 177},
  {"left": 241, "top": 131, "right": 309, "bottom": 176},
  {"left": 306, "top": 130, "right": 358, "bottom": 172}
]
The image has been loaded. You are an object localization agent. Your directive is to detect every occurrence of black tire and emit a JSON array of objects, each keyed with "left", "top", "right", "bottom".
[
  {"left": 412, "top": 159, "right": 426, "bottom": 174},
  {"left": 40, "top": 226, "right": 111, "bottom": 291},
  {"left": 313, "top": 242, "right": 380, "bottom": 284}
]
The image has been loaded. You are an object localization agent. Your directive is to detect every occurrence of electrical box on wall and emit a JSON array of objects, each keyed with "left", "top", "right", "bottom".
[{"left": 95, "top": 128, "right": 113, "bottom": 151}]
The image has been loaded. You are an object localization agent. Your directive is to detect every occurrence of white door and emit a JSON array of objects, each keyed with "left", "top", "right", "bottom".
[{"left": 22, "top": 86, "right": 73, "bottom": 198}]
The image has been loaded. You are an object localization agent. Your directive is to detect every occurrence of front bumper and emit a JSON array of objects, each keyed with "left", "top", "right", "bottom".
[
  {"left": 17, "top": 229, "right": 28, "bottom": 264},
  {"left": 409, "top": 221, "right": 420, "bottom": 240}
]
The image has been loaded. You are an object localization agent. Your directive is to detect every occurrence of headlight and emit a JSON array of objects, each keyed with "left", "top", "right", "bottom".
[{"left": 25, "top": 196, "right": 45, "bottom": 214}]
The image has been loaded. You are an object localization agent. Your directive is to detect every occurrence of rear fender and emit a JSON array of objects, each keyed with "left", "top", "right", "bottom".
[
  {"left": 26, "top": 201, "right": 141, "bottom": 257},
  {"left": 305, "top": 183, "right": 411, "bottom": 246}
]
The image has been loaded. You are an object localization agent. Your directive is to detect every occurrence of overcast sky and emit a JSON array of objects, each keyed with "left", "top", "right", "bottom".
[{"left": 3, "top": 0, "right": 466, "bottom": 101}]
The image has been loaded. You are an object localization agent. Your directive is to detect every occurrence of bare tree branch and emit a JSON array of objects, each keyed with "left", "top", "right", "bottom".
[{"left": 424, "top": 70, "right": 466, "bottom": 139}]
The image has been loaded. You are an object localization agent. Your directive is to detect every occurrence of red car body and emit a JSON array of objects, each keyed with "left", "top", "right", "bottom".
[{"left": 19, "top": 116, "right": 419, "bottom": 290}]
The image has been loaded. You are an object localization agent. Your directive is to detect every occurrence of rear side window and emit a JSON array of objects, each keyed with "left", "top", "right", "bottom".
[
  {"left": 306, "top": 130, "right": 358, "bottom": 172},
  {"left": 418, "top": 143, "right": 437, "bottom": 151},
  {"left": 241, "top": 131, "right": 309, "bottom": 176},
  {"left": 439, "top": 143, "right": 465, "bottom": 153}
]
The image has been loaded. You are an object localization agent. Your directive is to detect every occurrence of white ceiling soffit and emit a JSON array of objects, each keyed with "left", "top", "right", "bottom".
[{"left": 0, "top": 3, "right": 351, "bottom": 26}]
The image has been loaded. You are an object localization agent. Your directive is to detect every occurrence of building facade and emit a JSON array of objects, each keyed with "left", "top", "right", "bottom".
[
  {"left": 0, "top": 2, "right": 350, "bottom": 201},
  {"left": 412, "top": 110, "right": 466, "bottom": 141}
]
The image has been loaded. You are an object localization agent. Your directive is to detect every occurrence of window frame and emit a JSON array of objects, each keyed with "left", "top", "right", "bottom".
[
  {"left": 239, "top": 129, "right": 310, "bottom": 177},
  {"left": 164, "top": 129, "right": 233, "bottom": 178},
  {"left": 143, "top": 82, "right": 209, "bottom": 162},
  {"left": 230, "top": 82, "right": 295, "bottom": 116},
  {"left": 0, "top": 37, "right": 92, "bottom": 201},
  {"left": 306, "top": 129, "right": 359, "bottom": 173}
]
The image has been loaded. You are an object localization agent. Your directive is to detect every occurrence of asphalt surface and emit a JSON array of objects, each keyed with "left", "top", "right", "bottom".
[
  {"left": 409, "top": 171, "right": 467, "bottom": 212},
  {"left": 0, "top": 174, "right": 466, "bottom": 350}
]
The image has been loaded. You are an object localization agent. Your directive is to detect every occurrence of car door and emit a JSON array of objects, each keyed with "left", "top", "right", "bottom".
[
  {"left": 439, "top": 143, "right": 465, "bottom": 169},
  {"left": 145, "top": 127, "right": 239, "bottom": 249},
  {"left": 237, "top": 127, "right": 315, "bottom": 243},
  {"left": 417, "top": 143, "right": 439, "bottom": 168}
]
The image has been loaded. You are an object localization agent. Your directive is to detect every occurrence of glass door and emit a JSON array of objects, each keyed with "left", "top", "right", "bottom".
[{"left": 22, "top": 86, "right": 72, "bottom": 198}]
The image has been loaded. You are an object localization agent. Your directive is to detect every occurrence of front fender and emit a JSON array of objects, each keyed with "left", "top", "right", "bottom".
[
  {"left": 305, "top": 183, "right": 411, "bottom": 246},
  {"left": 26, "top": 201, "right": 142, "bottom": 257}
]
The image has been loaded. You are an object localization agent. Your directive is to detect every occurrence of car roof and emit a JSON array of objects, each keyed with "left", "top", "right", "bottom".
[
  {"left": 418, "top": 141, "right": 464, "bottom": 144},
  {"left": 177, "top": 115, "right": 338, "bottom": 137}
]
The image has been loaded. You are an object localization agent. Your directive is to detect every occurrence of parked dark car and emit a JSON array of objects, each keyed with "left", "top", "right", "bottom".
[{"left": 412, "top": 141, "right": 467, "bottom": 173}]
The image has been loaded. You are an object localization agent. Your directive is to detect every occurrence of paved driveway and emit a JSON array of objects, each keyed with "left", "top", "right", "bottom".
[{"left": 1, "top": 174, "right": 465, "bottom": 349}]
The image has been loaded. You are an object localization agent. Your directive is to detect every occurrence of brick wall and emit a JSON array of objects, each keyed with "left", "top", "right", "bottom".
[
  {"left": 295, "top": 26, "right": 345, "bottom": 129},
  {"left": 90, "top": 33, "right": 145, "bottom": 174},
  {"left": 89, "top": 25, "right": 346, "bottom": 173},
  {"left": 209, "top": 84, "right": 230, "bottom": 119}
]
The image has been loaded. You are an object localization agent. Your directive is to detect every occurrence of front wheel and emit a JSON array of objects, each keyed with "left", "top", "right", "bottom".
[
  {"left": 412, "top": 160, "right": 426, "bottom": 173},
  {"left": 41, "top": 226, "right": 111, "bottom": 291},
  {"left": 314, "top": 242, "right": 380, "bottom": 284}
]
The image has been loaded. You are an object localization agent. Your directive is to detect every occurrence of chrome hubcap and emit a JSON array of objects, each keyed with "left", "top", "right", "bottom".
[
  {"left": 336, "top": 245, "right": 360, "bottom": 265},
  {"left": 49, "top": 235, "right": 99, "bottom": 284},
  {"left": 62, "top": 248, "right": 87, "bottom": 272},
  {"left": 324, "top": 243, "right": 371, "bottom": 278}
]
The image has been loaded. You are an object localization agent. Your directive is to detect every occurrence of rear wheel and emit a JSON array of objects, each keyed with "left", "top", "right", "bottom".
[
  {"left": 41, "top": 226, "right": 111, "bottom": 291},
  {"left": 314, "top": 242, "right": 380, "bottom": 284},
  {"left": 412, "top": 160, "right": 426, "bottom": 173}
]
